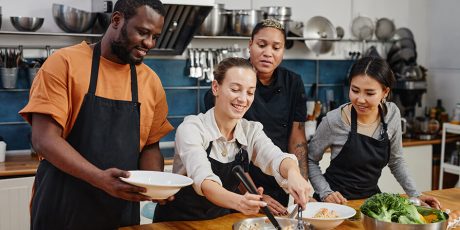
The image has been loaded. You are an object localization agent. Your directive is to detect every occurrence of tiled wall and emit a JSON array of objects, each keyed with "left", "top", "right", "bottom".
[{"left": 0, "top": 59, "right": 352, "bottom": 158}]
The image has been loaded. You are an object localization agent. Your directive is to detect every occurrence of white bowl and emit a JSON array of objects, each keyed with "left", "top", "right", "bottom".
[
  {"left": 120, "top": 170, "right": 193, "bottom": 199},
  {"left": 288, "top": 202, "right": 356, "bottom": 230}
]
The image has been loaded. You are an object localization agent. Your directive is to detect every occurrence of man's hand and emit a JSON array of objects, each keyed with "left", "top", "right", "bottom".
[{"left": 94, "top": 168, "right": 152, "bottom": 202}]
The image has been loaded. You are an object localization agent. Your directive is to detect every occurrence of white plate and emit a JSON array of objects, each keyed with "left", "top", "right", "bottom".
[
  {"left": 288, "top": 202, "right": 356, "bottom": 230},
  {"left": 120, "top": 170, "right": 193, "bottom": 199}
]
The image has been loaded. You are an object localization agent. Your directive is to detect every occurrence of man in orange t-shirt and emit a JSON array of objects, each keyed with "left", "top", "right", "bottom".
[{"left": 19, "top": 0, "right": 173, "bottom": 229}]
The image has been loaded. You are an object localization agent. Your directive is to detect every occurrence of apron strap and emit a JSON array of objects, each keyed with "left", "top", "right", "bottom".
[
  {"left": 378, "top": 105, "right": 388, "bottom": 132},
  {"left": 130, "top": 64, "right": 138, "bottom": 103},
  {"left": 205, "top": 141, "right": 213, "bottom": 156},
  {"left": 205, "top": 140, "right": 249, "bottom": 171},
  {"left": 350, "top": 105, "right": 358, "bottom": 133},
  {"left": 88, "top": 42, "right": 138, "bottom": 103},
  {"left": 88, "top": 42, "right": 101, "bottom": 95}
]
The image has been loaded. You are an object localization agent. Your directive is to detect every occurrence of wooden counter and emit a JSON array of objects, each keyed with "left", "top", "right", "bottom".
[
  {"left": 0, "top": 153, "right": 39, "bottom": 177},
  {"left": 120, "top": 188, "right": 460, "bottom": 230},
  {"left": 402, "top": 135, "right": 460, "bottom": 147}
]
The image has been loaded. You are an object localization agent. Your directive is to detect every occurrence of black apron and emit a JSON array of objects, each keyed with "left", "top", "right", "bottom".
[
  {"left": 316, "top": 106, "right": 390, "bottom": 200},
  {"left": 31, "top": 42, "right": 141, "bottom": 230},
  {"left": 154, "top": 141, "right": 249, "bottom": 222}
]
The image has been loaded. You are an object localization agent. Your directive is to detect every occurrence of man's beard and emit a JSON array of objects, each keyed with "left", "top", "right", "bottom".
[{"left": 111, "top": 24, "right": 143, "bottom": 65}]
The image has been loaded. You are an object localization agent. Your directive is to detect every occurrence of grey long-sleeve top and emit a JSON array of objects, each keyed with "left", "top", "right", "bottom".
[{"left": 308, "top": 102, "right": 421, "bottom": 200}]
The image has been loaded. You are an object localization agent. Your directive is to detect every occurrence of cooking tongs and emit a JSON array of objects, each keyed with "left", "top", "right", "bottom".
[{"left": 232, "top": 165, "right": 282, "bottom": 230}]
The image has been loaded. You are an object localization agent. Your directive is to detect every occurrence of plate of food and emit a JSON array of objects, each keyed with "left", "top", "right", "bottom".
[{"left": 287, "top": 202, "right": 356, "bottom": 230}]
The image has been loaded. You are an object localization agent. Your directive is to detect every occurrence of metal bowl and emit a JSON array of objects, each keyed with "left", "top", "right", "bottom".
[
  {"left": 52, "top": 3, "right": 97, "bottom": 33},
  {"left": 233, "top": 217, "right": 311, "bottom": 230},
  {"left": 10, "top": 16, "right": 44, "bottom": 32},
  {"left": 362, "top": 212, "right": 449, "bottom": 230}
]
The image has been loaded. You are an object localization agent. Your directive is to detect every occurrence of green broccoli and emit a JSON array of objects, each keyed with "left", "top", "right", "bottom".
[
  {"left": 360, "top": 193, "right": 408, "bottom": 222},
  {"left": 360, "top": 193, "right": 430, "bottom": 224}
]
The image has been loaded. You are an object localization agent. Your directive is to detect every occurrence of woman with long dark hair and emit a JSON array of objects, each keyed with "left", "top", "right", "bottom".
[{"left": 308, "top": 56, "right": 441, "bottom": 209}]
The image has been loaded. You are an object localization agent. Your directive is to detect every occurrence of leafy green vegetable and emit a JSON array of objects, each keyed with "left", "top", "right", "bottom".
[
  {"left": 416, "top": 206, "right": 447, "bottom": 223},
  {"left": 360, "top": 193, "right": 440, "bottom": 224}
]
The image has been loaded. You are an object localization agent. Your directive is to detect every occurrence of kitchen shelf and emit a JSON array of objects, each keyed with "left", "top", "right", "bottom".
[
  {"left": 0, "top": 31, "right": 102, "bottom": 38},
  {"left": 193, "top": 35, "right": 395, "bottom": 43},
  {"left": 439, "top": 123, "right": 460, "bottom": 189},
  {"left": 0, "top": 89, "right": 29, "bottom": 92},
  {"left": 0, "top": 121, "right": 28, "bottom": 125}
]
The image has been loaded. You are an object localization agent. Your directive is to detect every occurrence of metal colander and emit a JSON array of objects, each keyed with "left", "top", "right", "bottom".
[
  {"left": 351, "top": 16, "right": 374, "bottom": 40},
  {"left": 375, "top": 18, "right": 395, "bottom": 41}
]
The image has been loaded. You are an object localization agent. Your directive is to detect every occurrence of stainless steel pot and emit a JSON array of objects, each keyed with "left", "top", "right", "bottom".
[
  {"left": 260, "top": 6, "right": 292, "bottom": 18},
  {"left": 198, "top": 4, "right": 228, "bottom": 36},
  {"left": 362, "top": 213, "right": 449, "bottom": 230},
  {"left": 233, "top": 9, "right": 263, "bottom": 36}
]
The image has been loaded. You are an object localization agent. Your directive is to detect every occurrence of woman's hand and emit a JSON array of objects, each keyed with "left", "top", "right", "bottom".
[
  {"left": 324, "top": 191, "right": 347, "bottom": 204},
  {"left": 261, "top": 194, "right": 288, "bottom": 216},
  {"left": 287, "top": 169, "right": 313, "bottom": 210},
  {"left": 237, "top": 187, "right": 267, "bottom": 215},
  {"left": 419, "top": 194, "right": 442, "bottom": 209}
]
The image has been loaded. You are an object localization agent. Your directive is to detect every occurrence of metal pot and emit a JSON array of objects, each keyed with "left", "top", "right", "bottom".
[
  {"left": 198, "top": 4, "right": 228, "bottom": 36},
  {"left": 232, "top": 9, "right": 263, "bottom": 36},
  {"left": 261, "top": 6, "right": 292, "bottom": 34},
  {"left": 260, "top": 6, "right": 292, "bottom": 18},
  {"left": 362, "top": 212, "right": 449, "bottom": 230}
]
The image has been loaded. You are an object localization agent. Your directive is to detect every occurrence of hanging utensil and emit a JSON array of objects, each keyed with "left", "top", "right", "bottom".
[
  {"left": 232, "top": 165, "right": 282, "bottom": 230},
  {"left": 194, "top": 49, "right": 202, "bottom": 79},
  {"left": 188, "top": 49, "right": 196, "bottom": 78},
  {"left": 207, "top": 50, "right": 214, "bottom": 82},
  {"left": 303, "top": 16, "right": 336, "bottom": 54},
  {"left": 200, "top": 51, "right": 208, "bottom": 81},
  {"left": 336, "top": 26, "right": 345, "bottom": 39},
  {"left": 392, "top": 27, "right": 414, "bottom": 40},
  {"left": 351, "top": 16, "right": 374, "bottom": 40},
  {"left": 375, "top": 18, "right": 395, "bottom": 41}
]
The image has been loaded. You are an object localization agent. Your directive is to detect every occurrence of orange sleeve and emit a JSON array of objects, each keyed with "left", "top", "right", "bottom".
[
  {"left": 144, "top": 82, "right": 174, "bottom": 146},
  {"left": 19, "top": 52, "right": 69, "bottom": 129}
]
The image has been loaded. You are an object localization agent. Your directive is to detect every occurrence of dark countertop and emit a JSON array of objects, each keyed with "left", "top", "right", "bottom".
[{"left": 2, "top": 136, "right": 460, "bottom": 178}]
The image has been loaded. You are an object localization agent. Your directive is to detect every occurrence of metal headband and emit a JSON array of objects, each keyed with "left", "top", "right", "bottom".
[{"left": 261, "top": 18, "right": 284, "bottom": 31}]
